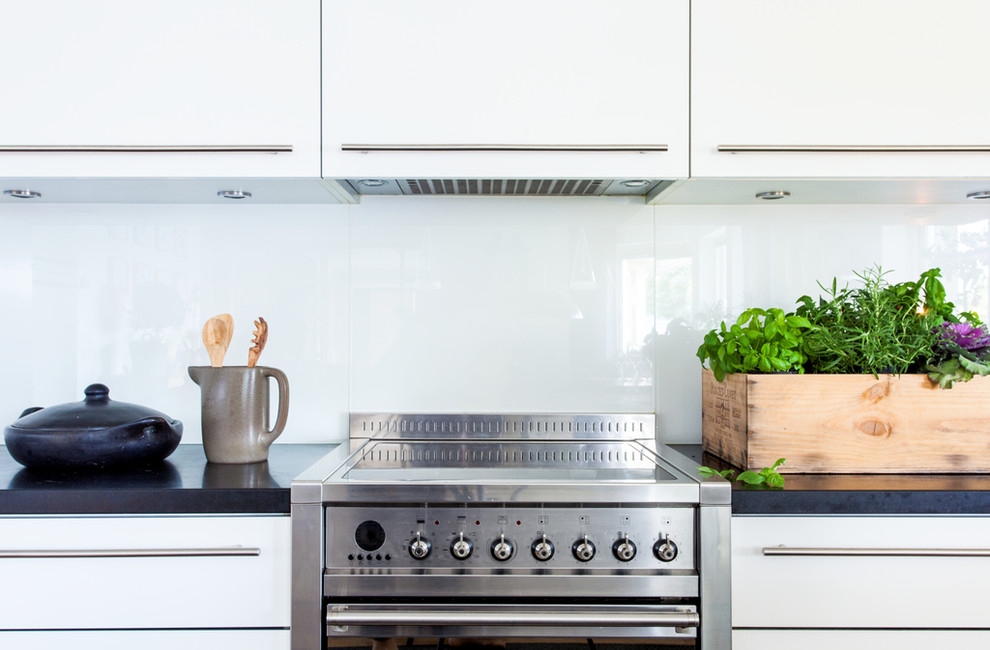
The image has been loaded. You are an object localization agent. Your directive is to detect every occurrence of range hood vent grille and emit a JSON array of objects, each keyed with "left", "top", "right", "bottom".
[
  {"left": 344, "top": 178, "right": 673, "bottom": 197},
  {"left": 406, "top": 178, "right": 602, "bottom": 196}
]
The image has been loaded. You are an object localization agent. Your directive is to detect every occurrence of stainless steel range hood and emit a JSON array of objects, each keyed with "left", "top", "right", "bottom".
[
  {"left": 323, "top": 143, "right": 685, "bottom": 203},
  {"left": 338, "top": 177, "right": 677, "bottom": 198}
]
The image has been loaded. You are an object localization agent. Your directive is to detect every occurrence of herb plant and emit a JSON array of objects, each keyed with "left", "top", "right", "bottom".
[
  {"left": 695, "top": 308, "right": 812, "bottom": 382},
  {"left": 698, "top": 458, "right": 786, "bottom": 489},
  {"left": 697, "top": 265, "right": 988, "bottom": 389},
  {"left": 794, "top": 266, "right": 944, "bottom": 376}
]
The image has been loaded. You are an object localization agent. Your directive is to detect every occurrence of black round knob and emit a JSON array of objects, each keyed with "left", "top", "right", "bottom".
[
  {"left": 490, "top": 534, "right": 515, "bottom": 562},
  {"left": 408, "top": 534, "right": 432, "bottom": 559},
  {"left": 450, "top": 533, "right": 474, "bottom": 560},
  {"left": 572, "top": 536, "right": 596, "bottom": 562},
  {"left": 612, "top": 535, "right": 637, "bottom": 562},
  {"left": 83, "top": 383, "right": 110, "bottom": 402},
  {"left": 653, "top": 534, "right": 678, "bottom": 562},
  {"left": 531, "top": 536, "right": 555, "bottom": 561}
]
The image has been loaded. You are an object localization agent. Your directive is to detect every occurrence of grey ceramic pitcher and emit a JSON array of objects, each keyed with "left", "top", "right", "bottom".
[{"left": 188, "top": 366, "right": 289, "bottom": 464}]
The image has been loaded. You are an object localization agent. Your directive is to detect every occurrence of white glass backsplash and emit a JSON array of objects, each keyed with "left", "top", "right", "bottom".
[
  {"left": 0, "top": 204, "right": 351, "bottom": 444},
  {"left": 0, "top": 199, "right": 987, "bottom": 446},
  {"left": 349, "top": 197, "right": 655, "bottom": 414}
]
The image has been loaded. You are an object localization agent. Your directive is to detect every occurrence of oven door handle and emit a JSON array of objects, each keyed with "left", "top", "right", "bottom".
[{"left": 327, "top": 604, "right": 699, "bottom": 629}]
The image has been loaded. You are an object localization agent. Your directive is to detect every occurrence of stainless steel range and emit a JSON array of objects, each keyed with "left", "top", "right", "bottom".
[{"left": 291, "top": 414, "right": 730, "bottom": 650}]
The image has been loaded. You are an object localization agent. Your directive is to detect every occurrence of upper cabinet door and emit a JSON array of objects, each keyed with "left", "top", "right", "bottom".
[
  {"left": 322, "top": 0, "right": 689, "bottom": 180},
  {"left": 692, "top": 0, "right": 990, "bottom": 178},
  {"left": 0, "top": 1, "right": 320, "bottom": 178}
]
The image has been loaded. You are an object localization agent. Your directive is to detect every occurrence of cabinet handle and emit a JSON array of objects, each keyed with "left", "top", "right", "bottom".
[
  {"left": 718, "top": 144, "right": 990, "bottom": 153},
  {"left": 0, "top": 547, "right": 261, "bottom": 558},
  {"left": 0, "top": 145, "right": 292, "bottom": 153},
  {"left": 764, "top": 545, "right": 990, "bottom": 557},
  {"left": 342, "top": 144, "right": 668, "bottom": 152}
]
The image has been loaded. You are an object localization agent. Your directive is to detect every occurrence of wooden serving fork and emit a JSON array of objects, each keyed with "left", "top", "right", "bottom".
[{"left": 247, "top": 317, "right": 268, "bottom": 368}]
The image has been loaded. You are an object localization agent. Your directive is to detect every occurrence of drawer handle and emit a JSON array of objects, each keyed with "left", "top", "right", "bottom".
[
  {"left": 342, "top": 143, "right": 669, "bottom": 152},
  {"left": 718, "top": 144, "right": 990, "bottom": 153},
  {"left": 0, "top": 547, "right": 261, "bottom": 558},
  {"left": 0, "top": 145, "right": 292, "bottom": 153},
  {"left": 764, "top": 545, "right": 990, "bottom": 557}
]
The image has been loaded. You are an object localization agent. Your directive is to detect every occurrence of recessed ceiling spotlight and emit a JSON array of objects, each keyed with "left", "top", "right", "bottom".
[
  {"left": 755, "top": 190, "right": 790, "bottom": 200},
  {"left": 619, "top": 179, "right": 651, "bottom": 188},
  {"left": 966, "top": 191, "right": 990, "bottom": 200},
  {"left": 217, "top": 190, "right": 252, "bottom": 200},
  {"left": 358, "top": 179, "right": 388, "bottom": 187},
  {"left": 3, "top": 189, "right": 41, "bottom": 199}
]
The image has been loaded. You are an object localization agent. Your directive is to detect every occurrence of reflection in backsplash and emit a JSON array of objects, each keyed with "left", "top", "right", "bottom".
[
  {"left": 0, "top": 199, "right": 987, "bottom": 445},
  {"left": 348, "top": 197, "right": 655, "bottom": 414},
  {"left": 0, "top": 204, "right": 351, "bottom": 444},
  {"left": 654, "top": 205, "right": 990, "bottom": 441}
]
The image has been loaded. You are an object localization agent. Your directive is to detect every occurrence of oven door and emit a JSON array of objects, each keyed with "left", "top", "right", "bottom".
[{"left": 326, "top": 602, "right": 698, "bottom": 640}]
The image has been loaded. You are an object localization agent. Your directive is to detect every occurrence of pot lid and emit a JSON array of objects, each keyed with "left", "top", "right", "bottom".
[{"left": 7, "top": 383, "right": 179, "bottom": 433}]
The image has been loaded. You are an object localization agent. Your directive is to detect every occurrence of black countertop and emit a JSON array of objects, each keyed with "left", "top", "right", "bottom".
[
  {"left": 0, "top": 443, "right": 336, "bottom": 515},
  {"left": 1, "top": 443, "right": 989, "bottom": 516},
  {"left": 676, "top": 444, "right": 990, "bottom": 515}
]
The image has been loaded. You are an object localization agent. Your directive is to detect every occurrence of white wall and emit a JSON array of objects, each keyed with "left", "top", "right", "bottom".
[{"left": 1, "top": 197, "right": 987, "bottom": 445}]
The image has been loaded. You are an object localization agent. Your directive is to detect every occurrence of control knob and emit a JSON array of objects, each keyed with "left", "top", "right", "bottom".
[
  {"left": 612, "top": 534, "right": 637, "bottom": 562},
  {"left": 450, "top": 532, "right": 474, "bottom": 560},
  {"left": 531, "top": 535, "right": 555, "bottom": 561},
  {"left": 653, "top": 533, "right": 678, "bottom": 562},
  {"left": 408, "top": 532, "right": 432, "bottom": 560},
  {"left": 572, "top": 535, "right": 596, "bottom": 562},
  {"left": 490, "top": 534, "right": 515, "bottom": 561}
]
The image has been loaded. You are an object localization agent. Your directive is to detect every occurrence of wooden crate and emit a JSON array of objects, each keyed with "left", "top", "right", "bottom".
[{"left": 701, "top": 368, "right": 990, "bottom": 473}]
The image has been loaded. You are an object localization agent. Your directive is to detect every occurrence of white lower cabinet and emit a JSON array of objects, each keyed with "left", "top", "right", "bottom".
[
  {"left": 0, "top": 630, "right": 289, "bottom": 650},
  {"left": 0, "top": 514, "right": 290, "bottom": 650},
  {"left": 733, "top": 516, "right": 990, "bottom": 644},
  {"left": 734, "top": 629, "right": 990, "bottom": 650}
]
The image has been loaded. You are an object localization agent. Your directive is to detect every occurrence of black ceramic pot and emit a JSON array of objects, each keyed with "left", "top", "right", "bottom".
[{"left": 4, "top": 383, "right": 182, "bottom": 470}]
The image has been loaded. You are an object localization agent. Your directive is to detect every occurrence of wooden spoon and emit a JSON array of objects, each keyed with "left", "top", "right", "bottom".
[{"left": 202, "top": 314, "right": 234, "bottom": 367}]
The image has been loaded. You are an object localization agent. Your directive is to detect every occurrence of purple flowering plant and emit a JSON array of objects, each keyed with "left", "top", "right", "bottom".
[
  {"left": 929, "top": 319, "right": 990, "bottom": 389},
  {"left": 937, "top": 322, "right": 990, "bottom": 351}
]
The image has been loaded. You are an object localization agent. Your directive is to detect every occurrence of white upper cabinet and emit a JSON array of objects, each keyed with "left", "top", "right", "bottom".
[
  {"left": 322, "top": 0, "right": 689, "bottom": 182},
  {"left": 691, "top": 0, "right": 990, "bottom": 178},
  {"left": 0, "top": 1, "right": 320, "bottom": 178}
]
